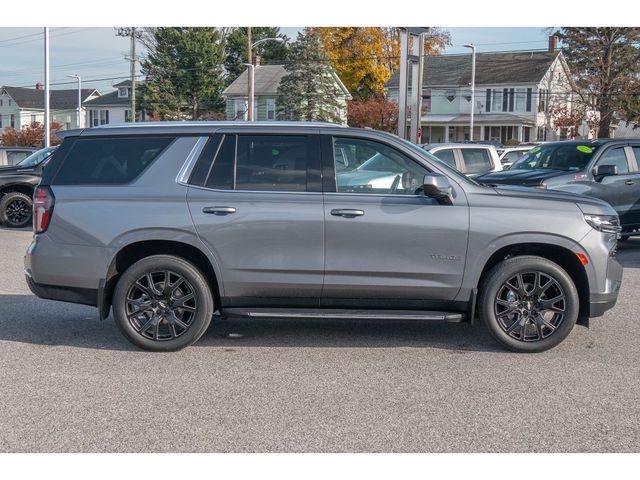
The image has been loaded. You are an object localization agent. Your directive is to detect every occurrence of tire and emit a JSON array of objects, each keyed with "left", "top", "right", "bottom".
[
  {"left": 0, "top": 192, "right": 33, "bottom": 228},
  {"left": 112, "top": 255, "right": 214, "bottom": 352},
  {"left": 478, "top": 255, "right": 579, "bottom": 353}
]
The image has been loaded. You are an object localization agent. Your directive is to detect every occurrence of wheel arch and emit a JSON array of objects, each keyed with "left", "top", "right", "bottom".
[
  {"left": 100, "top": 239, "right": 221, "bottom": 320},
  {"left": 0, "top": 183, "right": 35, "bottom": 198},
  {"left": 475, "top": 242, "right": 590, "bottom": 320}
]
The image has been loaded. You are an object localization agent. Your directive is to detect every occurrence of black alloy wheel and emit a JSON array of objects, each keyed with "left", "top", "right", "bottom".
[
  {"left": 494, "top": 271, "right": 566, "bottom": 342},
  {"left": 125, "top": 270, "right": 198, "bottom": 341}
]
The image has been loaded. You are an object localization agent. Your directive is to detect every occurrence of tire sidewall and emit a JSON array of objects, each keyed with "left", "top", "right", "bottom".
[
  {"left": 0, "top": 192, "right": 33, "bottom": 228},
  {"left": 479, "top": 256, "right": 579, "bottom": 353},
  {"left": 113, "top": 255, "right": 214, "bottom": 351}
]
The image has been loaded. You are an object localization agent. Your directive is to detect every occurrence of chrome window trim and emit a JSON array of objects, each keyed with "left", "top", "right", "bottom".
[
  {"left": 187, "top": 184, "right": 323, "bottom": 196},
  {"left": 176, "top": 136, "right": 208, "bottom": 185}
]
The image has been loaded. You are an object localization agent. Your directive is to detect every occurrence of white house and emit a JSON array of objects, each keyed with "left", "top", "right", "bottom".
[
  {"left": 386, "top": 37, "right": 581, "bottom": 144},
  {"left": 83, "top": 80, "right": 146, "bottom": 126},
  {"left": 0, "top": 84, "right": 99, "bottom": 132}
]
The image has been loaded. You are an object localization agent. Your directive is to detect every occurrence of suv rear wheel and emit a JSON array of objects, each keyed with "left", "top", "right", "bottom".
[
  {"left": 0, "top": 192, "right": 33, "bottom": 228},
  {"left": 112, "top": 255, "right": 214, "bottom": 351},
  {"left": 479, "top": 255, "right": 579, "bottom": 352}
]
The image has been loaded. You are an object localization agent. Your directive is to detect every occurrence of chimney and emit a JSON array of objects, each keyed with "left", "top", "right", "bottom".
[
  {"left": 35, "top": 82, "right": 43, "bottom": 90},
  {"left": 548, "top": 35, "right": 559, "bottom": 53},
  {"left": 254, "top": 55, "right": 261, "bottom": 67}
]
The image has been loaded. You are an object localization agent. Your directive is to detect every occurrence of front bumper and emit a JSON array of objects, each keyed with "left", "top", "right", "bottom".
[{"left": 588, "top": 253, "right": 623, "bottom": 317}]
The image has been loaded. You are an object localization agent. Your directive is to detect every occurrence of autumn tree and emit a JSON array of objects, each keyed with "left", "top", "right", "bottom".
[
  {"left": 347, "top": 95, "right": 398, "bottom": 132},
  {"left": 140, "top": 27, "right": 229, "bottom": 120},
  {"left": 0, "top": 121, "right": 63, "bottom": 147},
  {"left": 224, "top": 27, "right": 290, "bottom": 85},
  {"left": 557, "top": 27, "right": 640, "bottom": 138},
  {"left": 277, "top": 30, "right": 344, "bottom": 123},
  {"left": 311, "top": 27, "right": 450, "bottom": 99}
]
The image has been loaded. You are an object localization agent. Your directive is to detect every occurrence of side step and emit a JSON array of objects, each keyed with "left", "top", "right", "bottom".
[{"left": 222, "top": 308, "right": 466, "bottom": 323}]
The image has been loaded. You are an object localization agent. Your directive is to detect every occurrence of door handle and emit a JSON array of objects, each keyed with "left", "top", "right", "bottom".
[
  {"left": 202, "top": 206, "right": 236, "bottom": 215},
  {"left": 625, "top": 180, "right": 635, "bottom": 186},
  {"left": 330, "top": 208, "right": 365, "bottom": 218}
]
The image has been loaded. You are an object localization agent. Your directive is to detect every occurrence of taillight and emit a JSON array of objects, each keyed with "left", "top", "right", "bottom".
[{"left": 33, "top": 186, "right": 54, "bottom": 233}]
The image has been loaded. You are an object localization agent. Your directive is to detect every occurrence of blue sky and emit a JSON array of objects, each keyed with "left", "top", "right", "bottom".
[{"left": 0, "top": 27, "right": 552, "bottom": 94}]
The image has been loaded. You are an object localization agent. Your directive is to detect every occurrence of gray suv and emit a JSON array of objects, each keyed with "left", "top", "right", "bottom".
[{"left": 25, "top": 122, "right": 623, "bottom": 352}]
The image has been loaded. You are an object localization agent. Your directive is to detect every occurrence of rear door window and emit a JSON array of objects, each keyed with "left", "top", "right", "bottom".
[
  {"left": 432, "top": 148, "right": 456, "bottom": 169},
  {"left": 460, "top": 148, "right": 492, "bottom": 174},
  {"left": 235, "top": 135, "right": 313, "bottom": 192},
  {"left": 53, "top": 136, "right": 174, "bottom": 185}
]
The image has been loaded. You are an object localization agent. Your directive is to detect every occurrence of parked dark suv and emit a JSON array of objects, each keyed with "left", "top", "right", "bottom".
[
  {"left": 25, "top": 122, "right": 622, "bottom": 352},
  {"left": 476, "top": 139, "right": 640, "bottom": 239},
  {"left": 0, "top": 147, "right": 56, "bottom": 228}
]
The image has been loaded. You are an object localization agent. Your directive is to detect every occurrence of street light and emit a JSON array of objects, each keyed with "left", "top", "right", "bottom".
[
  {"left": 463, "top": 43, "right": 476, "bottom": 141},
  {"left": 67, "top": 74, "right": 82, "bottom": 128},
  {"left": 246, "top": 35, "right": 285, "bottom": 121}
]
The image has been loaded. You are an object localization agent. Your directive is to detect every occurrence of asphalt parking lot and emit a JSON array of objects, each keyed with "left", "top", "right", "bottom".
[{"left": 1, "top": 226, "right": 639, "bottom": 453}]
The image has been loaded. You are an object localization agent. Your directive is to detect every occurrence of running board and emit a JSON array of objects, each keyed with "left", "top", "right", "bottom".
[{"left": 222, "top": 308, "right": 466, "bottom": 323}]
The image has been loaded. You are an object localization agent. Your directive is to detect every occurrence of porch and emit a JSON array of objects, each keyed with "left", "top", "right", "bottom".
[{"left": 420, "top": 113, "right": 536, "bottom": 145}]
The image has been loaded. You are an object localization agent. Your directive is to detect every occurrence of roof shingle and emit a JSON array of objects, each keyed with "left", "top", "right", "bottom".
[
  {"left": 1, "top": 86, "right": 97, "bottom": 110},
  {"left": 386, "top": 51, "right": 560, "bottom": 88}
]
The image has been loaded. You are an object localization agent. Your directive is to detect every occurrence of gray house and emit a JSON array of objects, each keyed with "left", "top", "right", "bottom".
[
  {"left": 386, "top": 42, "right": 577, "bottom": 143},
  {"left": 222, "top": 64, "right": 351, "bottom": 125},
  {"left": 83, "top": 80, "right": 146, "bottom": 126}
]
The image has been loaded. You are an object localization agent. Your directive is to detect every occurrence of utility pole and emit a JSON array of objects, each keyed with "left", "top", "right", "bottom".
[
  {"left": 44, "top": 27, "right": 50, "bottom": 148},
  {"left": 130, "top": 27, "right": 137, "bottom": 123},
  {"left": 464, "top": 44, "right": 476, "bottom": 141},
  {"left": 247, "top": 27, "right": 253, "bottom": 121},
  {"left": 117, "top": 27, "right": 139, "bottom": 122}
]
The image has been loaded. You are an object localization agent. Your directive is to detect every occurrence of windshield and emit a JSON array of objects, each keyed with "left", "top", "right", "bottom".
[
  {"left": 511, "top": 143, "right": 599, "bottom": 171},
  {"left": 16, "top": 147, "right": 56, "bottom": 168}
]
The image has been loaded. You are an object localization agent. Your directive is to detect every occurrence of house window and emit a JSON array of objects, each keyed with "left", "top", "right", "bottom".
[
  {"left": 91, "top": 109, "right": 109, "bottom": 127},
  {"left": 266, "top": 99, "right": 276, "bottom": 120},
  {"left": 8, "top": 100, "right": 11, "bottom": 106},
  {"left": 234, "top": 98, "right": 247, "bottom": 120},
  {"left": 493, "top": 90, "right": 502, "bottom": 113},
  {"left": 422, "top": 89, "right": 431, "bottom": 113},
  {"left": 508, "top": 88, "right": 515, "bottom": 112},
  {"left": 538, "top": 89, "right": 547, "bottom": 112},
  {"left": 125, "top": 110, "right": 132, "bottom": 122},
  {"left": 10, "top": 114, "right": 15, "bottom": 128},
  {"left": 0, "top": 99, "right": 3, "bottom": 106},
  {"left": 515, "top": 89, "right": 525, "bottom": 111},
  {"left": 526, "top": 88, "right": 532, "bottom": 112},
  {"left": 31, "top": 115, "right": 37, "bottom": 124},
  {"left": 118, "top": 87, "right": 129, "bottom": 98},
  {"left": 0, "top": 116, "right": 3, "bottom": 128},
  {"left": 485, "top": 89, "right": 491, "bottom": 112},
  {"left": 502, "top": 88, "right": 509, "bottom": 112},
  {"left": 66, "top": 122, "right": 71, "bottom": 130}
]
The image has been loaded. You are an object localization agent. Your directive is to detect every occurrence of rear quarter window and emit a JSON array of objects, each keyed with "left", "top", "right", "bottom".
[{"left": 53, "top": 136, "right": 174, "bottom": 185}]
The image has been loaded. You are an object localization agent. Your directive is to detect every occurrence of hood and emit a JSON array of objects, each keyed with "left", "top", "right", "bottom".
[
  {"left": 493, "top": 185, "right": 617, "bottom": 216},
  {"left": 477, "top": 168, "right": 568, "bottom": 186}
]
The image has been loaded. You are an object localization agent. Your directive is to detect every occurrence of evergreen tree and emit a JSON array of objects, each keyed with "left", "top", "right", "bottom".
[
  {"left": 140, "top": 27, "right": 228, "bottom": 120},
  {"left": 277, "top": 30, "right": 345, "bottom": 123},
  {"left": 557, "top": 27, "right": 640, "bottom": 138},
  {"left": 224, "top": 27, "right": 289, "bottom": 85}
]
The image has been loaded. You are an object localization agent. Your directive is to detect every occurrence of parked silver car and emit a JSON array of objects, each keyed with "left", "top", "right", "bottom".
[
  {"left": 25, "top": 122, "right": 622, "bottom": 352},
  {"left": 423, "top": 143, "right": 502, "bottom": 177}
]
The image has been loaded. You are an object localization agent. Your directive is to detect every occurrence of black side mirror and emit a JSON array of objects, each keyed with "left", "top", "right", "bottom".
[
  {"left": 594, "top": 164, "right": 618, "bottom": 181},
  {"left": 421, "top": 173, "right": 453, "bottom": 205}
]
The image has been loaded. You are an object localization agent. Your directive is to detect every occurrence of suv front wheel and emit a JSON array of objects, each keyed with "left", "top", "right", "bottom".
[
  {"left": 112, "top": 255, "right": 214, "bottom": 351},
  {"left": 479, "top": 255, "right": 579, "bottom": 352}
]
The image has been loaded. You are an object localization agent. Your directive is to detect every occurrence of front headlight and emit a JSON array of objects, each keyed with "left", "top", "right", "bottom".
[{"left": 584, "top": 214, "right": 622, "bottom": 234}]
